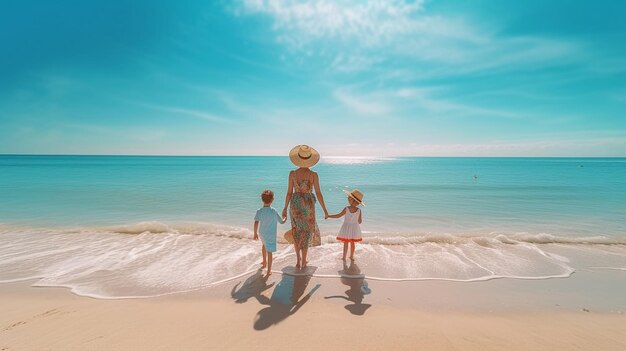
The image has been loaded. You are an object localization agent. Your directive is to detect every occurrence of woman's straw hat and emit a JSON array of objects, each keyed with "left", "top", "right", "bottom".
[
  {"left": 343, "top": 189, "right": 365, "bottom": 206},
  {"left": 289, "top": 145, "right": 320, "bottom": 168},
  {"left": 284, "top": 229, "right": 294, "bottom": 244}
]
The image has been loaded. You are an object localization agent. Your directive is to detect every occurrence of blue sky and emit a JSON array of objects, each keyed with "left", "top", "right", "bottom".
[{"left": 1, "top": 0, "right": 625, "bottom": 156}]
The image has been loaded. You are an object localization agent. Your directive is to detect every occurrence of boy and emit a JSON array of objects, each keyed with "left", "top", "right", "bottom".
[{"left": 254, "top": 190, "right": 286, "bottom": 275}]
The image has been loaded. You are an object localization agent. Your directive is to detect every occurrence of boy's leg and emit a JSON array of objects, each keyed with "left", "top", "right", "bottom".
[
  {"left": 350, "top": 242, "right": 355, "bottom": 260},
  {"left": 262, "top": 244, "right": 267, "bottom": 267},
  {"left": 266, "top": 252, "right": 273, "bottom": 275},
  {"left": 342, "top": 242, "right": 348, "bottom": 260}
]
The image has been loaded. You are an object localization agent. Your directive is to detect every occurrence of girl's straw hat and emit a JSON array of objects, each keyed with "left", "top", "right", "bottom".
[
  {"left": 343, "top": 189, "right": 365, "bottom": 206},
  {"left": 284, "top": 229, "right": 294, "bottom": 244},
  {"left": 289, "top": 145, "right": 320, "bottom": 168}
]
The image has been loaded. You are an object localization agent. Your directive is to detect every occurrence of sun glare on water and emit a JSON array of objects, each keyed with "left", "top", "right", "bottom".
[{"left": 321, "top": 156, "right": 398, "bottom": 165}]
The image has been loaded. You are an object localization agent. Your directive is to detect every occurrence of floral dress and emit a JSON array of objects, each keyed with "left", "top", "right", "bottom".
[{"left": 289, "top": 174, "right": 321, "bottom": 249}]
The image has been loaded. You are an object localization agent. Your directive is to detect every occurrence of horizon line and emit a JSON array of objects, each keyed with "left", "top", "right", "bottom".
[{"left": 1, "top": 153, "right": 625, "bottom": 158}]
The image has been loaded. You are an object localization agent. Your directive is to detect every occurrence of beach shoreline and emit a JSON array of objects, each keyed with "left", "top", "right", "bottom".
[{"left": 2, "top": 268, "right": 625, "bottom": 351}]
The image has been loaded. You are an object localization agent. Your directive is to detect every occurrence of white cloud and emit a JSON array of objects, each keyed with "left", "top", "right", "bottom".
[
  {"left": 394, "top": 87, "right": 437, "bottom": 98},
  {"left": 338, "top": 85, "right": 524, "bottom": 120},
  {"left": 239, "top": 0, "right": 424, "bottom": 47},
  {"left": 235, "top": 0, "right": 581, "bottom": 75},
  {"left": 141, "top": 104, "right": 234, "bottom": 124},
  {"left": 333, "top": 88, "right": 390, "bottom": 115},
  {"left": 407, "top": 91, "right": 524, "bottom": 119},
  {"left": 330, "top": 54, "right": 382, "bottom": 72},
  {"left": 67, "top": 123, "right": 166, "bottom": 142}
]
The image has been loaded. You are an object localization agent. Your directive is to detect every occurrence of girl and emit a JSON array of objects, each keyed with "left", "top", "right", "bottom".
[{"left": 328, "top": 189, "right": 364, "bottom": 261}]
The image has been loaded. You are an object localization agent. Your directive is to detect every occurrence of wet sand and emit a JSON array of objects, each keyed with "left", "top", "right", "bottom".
[{"left": 1, "top": 265, "right": 625, "bottom": 351}]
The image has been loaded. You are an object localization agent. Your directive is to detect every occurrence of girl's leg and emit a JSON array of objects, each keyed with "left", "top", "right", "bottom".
[
  {"left": 349, "top": 242, "right": 356, "bottom": 260},
  {"left": 294, "top": 244, "right": 301, "bottom": 269},
  {"left": 261, "top": 245, "right": 267, "bottom": 268},
  {"left": 342, "top": 242, "right": 348, "bottom": 260},
  {"left": 266, "top": 252, "right": 273, "bottom": 275}
]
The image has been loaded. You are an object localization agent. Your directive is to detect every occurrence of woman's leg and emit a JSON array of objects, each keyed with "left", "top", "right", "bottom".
[
  {"left": 294, "top": 244, "right": 301, "bottom": 269},
  {"left": 302, "top": 247, "right": 308, "bottom": 268},
  {"left": 342, "top": 242, "right": 348, "bottom": 260},
  {"left": 350, "top": 242, "right": 355, "bottom": 260}
]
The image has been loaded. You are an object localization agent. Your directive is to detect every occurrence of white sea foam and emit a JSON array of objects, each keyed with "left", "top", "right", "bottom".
[
  {"left": 0, "top": 222, "right": 624, "bottom": 299},
  {"left": 588, "top": 267, "right": 626, "bottom": 271},
  {"left": 6, "top": 222, "right": 624, "bottom": 245}
]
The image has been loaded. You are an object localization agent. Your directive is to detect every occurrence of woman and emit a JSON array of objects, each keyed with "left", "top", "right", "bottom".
[{"left": 282, "top": 145, "right": 329, "bottom": 269}]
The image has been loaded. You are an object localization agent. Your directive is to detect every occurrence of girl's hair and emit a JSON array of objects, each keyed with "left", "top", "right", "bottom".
[{"left": 261, "top": 190, "right": 274, "bottom": 204}]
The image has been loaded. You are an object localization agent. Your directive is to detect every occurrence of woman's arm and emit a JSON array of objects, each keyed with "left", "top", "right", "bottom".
[
  {"left": 282, "top": 171, "right": 294, "bottom": 219},
  {"left": 312, "top": 171, "right": 329, "bottom": 218},
  {"left": 276, "top": 209, "right": 287, "bottom": 224},
  {"left": 358, "top": 209, "right": 362, "bottom": 224},
  {"left": 327, "top": 208, "right": 346, "bottom": 219}
]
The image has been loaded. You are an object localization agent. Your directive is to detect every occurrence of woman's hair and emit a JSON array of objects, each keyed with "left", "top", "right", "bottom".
[{"left": 261, "top": 190, "right": 274, "bottom": 204}]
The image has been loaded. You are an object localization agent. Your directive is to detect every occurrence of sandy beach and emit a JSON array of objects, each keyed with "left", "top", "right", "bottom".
[
  {"left": 3, "top": 0, "right": 626, "bottom": 349},
  {"left": 2, "top": 267, "right": 625, "bottom": 351}
]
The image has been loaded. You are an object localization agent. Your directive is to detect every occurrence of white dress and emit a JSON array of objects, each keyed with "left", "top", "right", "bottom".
[{"left": 336, "top": 207, "right": 362, "bottom": 242}]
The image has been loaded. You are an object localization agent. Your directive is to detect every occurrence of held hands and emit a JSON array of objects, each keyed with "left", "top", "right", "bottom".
[
  {"left": 324, "top": 210, "right": 329, "bottom": 220},
  {"left": 282, "top": 208, "right": 287, "bottom": 219}
]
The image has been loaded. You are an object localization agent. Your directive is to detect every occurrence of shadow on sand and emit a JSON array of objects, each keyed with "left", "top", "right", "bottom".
[
  {"left": 231, "top": 269, "right": 275, "bottom": 304},
  {"left": 324, "top": 261, "right": 372, "bottom": 315},
  {"left": 252, "top": 266, "right": 321, "bottom": 331}
]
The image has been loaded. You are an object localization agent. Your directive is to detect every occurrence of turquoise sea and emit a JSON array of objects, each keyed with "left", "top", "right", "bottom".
[{"left": 1, "top": 155, "right": 625, "bottom": 298}]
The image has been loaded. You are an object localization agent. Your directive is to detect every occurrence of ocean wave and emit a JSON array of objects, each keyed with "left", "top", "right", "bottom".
[
  {"left": 0, "top": 221, "right": 254, "bottom": 239},
  {"left": 0, "top": 229, "right": 576, "bottom": 299},
  {"left": 2, "top": 221, "right": 625, "bottom": 246},
  {"left": 1, "top": 221, "right": 625, "bottom": 299},
  {"left": 588, "top": 266, "right": 626, "bottom": 271},
  {"left": 502, "top": 233, "right": 626, "bottom": 245}
]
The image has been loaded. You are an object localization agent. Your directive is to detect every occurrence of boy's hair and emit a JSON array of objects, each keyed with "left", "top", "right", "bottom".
[{"left": 261, "top": 190, "right": 274, "bottom": 204}]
